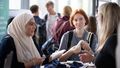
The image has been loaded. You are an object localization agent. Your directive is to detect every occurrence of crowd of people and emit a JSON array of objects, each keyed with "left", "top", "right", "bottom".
[{"left": 0, "top": 1, "right": 120, "bottom": 68}]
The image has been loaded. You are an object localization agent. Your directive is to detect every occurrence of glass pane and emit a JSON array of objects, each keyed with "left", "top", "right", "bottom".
[{"left": 9, "top": 0, "right": 21, "bottom": 9}]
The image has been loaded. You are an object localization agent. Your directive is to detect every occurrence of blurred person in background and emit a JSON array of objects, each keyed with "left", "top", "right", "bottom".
[
  {"left": 52, "top": 5, "right": 74, "bottom": 45},
  {"left": 44, "top": 1, "right": 61, "bottom": 40},
  {"left": 30, "top": 5, "right": 46, "bottom": 56},
  {"left": 85, "top": 16, "right": 97, "bottom": 35}
]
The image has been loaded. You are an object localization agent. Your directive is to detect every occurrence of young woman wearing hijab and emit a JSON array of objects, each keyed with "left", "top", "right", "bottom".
[{"left": 0, "top": 13, "right": 44, "bottom": 68}]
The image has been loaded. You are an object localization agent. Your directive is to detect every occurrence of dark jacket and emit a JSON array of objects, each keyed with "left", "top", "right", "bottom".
[
  {"left": 0, "top": 34, "right": 50, "bottom": 68},
  {"left": 95, "top": 33, "right": 117, "bottom": 68},
  {"left": 0, "top": 35, "right": 25, "bottom": 68}
]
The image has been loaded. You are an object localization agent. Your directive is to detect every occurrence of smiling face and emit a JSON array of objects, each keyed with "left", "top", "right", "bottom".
[
  {"left": 25, "top": 18, "right": 36, "bottom": 37},
  {"left": 73, "top": 13, "right": 86, "bottom": 30}
]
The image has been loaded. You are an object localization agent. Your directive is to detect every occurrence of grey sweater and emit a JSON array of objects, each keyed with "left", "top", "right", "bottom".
[{"left": 58, "top": 30, "right": 98, "bottom": 61}]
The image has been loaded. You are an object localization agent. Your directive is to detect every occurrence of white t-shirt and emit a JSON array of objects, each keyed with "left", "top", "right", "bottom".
[{"left": 46, "top": 14, "right": 59, "bottom": 40}]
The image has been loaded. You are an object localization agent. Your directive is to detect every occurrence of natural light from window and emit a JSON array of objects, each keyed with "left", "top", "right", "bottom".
[{"left": 9, "top": 0, "right": 21, "bottom": 9}]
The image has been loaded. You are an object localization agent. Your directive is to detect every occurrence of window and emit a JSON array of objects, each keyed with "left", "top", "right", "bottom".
[
  {"left": 9, "top": 0, "right": 21, "bottom": 9},
  {"left": 58, "top": 0, "right": 93, "bottom": 16}
]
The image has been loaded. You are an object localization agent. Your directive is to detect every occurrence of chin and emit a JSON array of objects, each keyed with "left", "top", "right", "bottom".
[
  {"left": 28, "top": 33, "right": 34, "bottom": 37},
  {"left": 31, "top": 33, "right": 34, "bottom": 37}
]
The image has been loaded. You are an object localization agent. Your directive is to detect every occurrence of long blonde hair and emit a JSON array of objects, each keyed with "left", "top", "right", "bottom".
[{"left": 97, "top": 2, "right": 120, "bottom": 51}]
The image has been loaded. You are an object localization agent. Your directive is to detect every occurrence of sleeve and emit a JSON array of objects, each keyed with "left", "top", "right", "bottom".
[
  {"left": 0, "top": 36, "right": 25, "bottom": 68},
  {"left": 91, "top": 34, "right": 98, "bottom": 53},
  {"left": 58, "top": 32, "right": 69, "bottom": 50},
  {"left": 0, "top": 36, "right": 13, "bottom": 68}
]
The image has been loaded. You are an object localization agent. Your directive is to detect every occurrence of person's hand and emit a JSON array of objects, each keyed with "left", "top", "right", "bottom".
[
  {"left": 32, "top": 57, "right": 45, "bottom": 65},
  {"left": 69, "top": 45, "right": 81, "bottom": 54},
  {"left": 50, "top": 50, "right": 66, "bottom": 61},
  {"left": 68, "top": 40, "right": 85, "bottom": 54},
  {"left": 80, "top": 40, "right": 93, "bottom": 54},
  {"left": 24, "top": 57, "right": 45, "bottom": 68},
  {"left": 79, "top": 50, "right": 95, "bottom": 63},
  {"left": 81, "top": 40, "right": 91, "bottom": 51}
]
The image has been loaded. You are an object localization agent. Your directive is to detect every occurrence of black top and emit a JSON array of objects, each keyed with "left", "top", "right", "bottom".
[
  {"left": 0, "top": 34, "right": 49, "bottom": 68},
  {"left": 95, "top": 34, "right": 117, "bottom": 68}
]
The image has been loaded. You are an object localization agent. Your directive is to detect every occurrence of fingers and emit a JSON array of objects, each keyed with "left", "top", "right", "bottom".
[
  {"left": 79, "top": 54, "right": 87, "bottom": 62},
  {"left": 80, "top": 53, "right": 91, "bottom": 63},
  {"left": 25, "top": 57, "right": 45, "bottom": 68},
  {"left": 31, "top": 57, "right": 45, "bottom": 65},
  {"left": 81, "top": 41, "right": 91, "bottom": 51},
  {"left": 79, "top": 52, "right": 94, "bottom": 63}
]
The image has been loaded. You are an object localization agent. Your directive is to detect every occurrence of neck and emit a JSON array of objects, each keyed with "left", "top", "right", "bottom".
[
  {"left": 33, "top": 13, "right": 39, "bottom": 16},
  {"left": 74, "top": 28, "right": 84, "bottom": 38},
  {"left": 49, "top": 11, "right": 56, "bottom": 15}
]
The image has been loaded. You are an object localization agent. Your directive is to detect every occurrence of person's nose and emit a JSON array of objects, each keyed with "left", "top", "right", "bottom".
[
  {"left": 33, "top": 24, "right": 36, "bottom": 30},
  {"left": 76, "top": 20, "right": 81, "bottom": 24}
]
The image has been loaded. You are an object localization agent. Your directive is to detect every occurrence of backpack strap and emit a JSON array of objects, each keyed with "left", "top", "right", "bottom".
[
  {"left": 67, "top": 31, "right": 73, "bottom": 50},
  {"left": 44, "top": 14, "right": 48, "bottom": 22},
  {"left": 57, "top": 13, "right": 61, "bottom": 18},
  {"left": 87, "top": 32, "right": 94, "bottom": 47}
]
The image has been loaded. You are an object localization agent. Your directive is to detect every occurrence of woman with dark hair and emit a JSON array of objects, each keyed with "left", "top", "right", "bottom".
[{"left": 85, "top": 16, "right": 97, "bottom": 34}]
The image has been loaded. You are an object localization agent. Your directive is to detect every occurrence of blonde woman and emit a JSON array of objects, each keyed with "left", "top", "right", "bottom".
[
  {"left": 79, "top": 2, "right": 120, "bottom": 65},
  {"left": 95, "top": 2, "right": 120, "bottom": 68}
]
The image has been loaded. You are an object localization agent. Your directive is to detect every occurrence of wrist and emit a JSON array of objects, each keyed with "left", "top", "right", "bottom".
[
  {"left": 24, "top": 62, "right": 32, "bottom": 68},
  {"left": 68, "top": 48, "right": 74, "bottom": 54}
]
